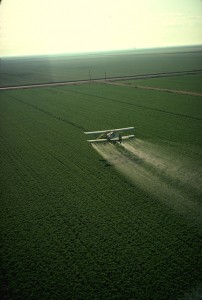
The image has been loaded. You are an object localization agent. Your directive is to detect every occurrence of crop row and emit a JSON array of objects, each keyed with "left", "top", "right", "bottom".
[
  {"left": 1, "top": 83, "right": 202, "bottom": 299},
  {"left": 1, "top": 46, "right": 202, "bottom": 87}
]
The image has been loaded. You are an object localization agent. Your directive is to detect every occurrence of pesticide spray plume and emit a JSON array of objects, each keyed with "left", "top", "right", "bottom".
[
  {"left": 122, "top": 139, "right": 202, "bottom": 192},
  {"left": 92, "top": 140, "right": 202, "bottom": 224}
]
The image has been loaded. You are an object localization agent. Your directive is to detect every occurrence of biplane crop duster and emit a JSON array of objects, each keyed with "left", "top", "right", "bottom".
[{"left": 84, "top": 127, "right": 135, "bottom": 143}]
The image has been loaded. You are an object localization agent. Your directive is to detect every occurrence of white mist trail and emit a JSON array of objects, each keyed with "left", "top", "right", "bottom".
[
  {"left": 122, "top": 139, "right": 202, "bottom": 193},
  {"left": 92, "top": 140, "right": 202, "bottom": 224}
]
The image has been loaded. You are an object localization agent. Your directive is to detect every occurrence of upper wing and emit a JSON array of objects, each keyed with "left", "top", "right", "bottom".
[
  {"left": 84, "top": 130, "right": 109, "bottom": 135},
  {"left": 84, "top": 127, "right": 134, "bottom": 135}
]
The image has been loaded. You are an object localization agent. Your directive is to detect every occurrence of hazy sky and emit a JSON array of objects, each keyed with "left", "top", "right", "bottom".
[{"left": 0, "top": 0, "right": 202, "bottom": 56}]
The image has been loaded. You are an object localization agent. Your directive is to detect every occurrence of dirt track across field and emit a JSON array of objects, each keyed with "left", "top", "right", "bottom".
[
  {"left": 0, "top": 70, "right": 202, "bottom": 95},
  {"left": 105, "top": 81, "right": 202, "bottom": 97},
  {"left": 0, "top": 80, "right": 90, "bottom": 91}
]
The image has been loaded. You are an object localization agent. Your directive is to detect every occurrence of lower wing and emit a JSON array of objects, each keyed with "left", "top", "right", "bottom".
[{"left": 87, "top": 135, "right": 135, "bottom": 143}]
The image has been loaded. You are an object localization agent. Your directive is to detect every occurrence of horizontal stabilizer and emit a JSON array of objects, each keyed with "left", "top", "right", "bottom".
[{"left": 121, "top": 134, "right": 135, "bottom": 140}]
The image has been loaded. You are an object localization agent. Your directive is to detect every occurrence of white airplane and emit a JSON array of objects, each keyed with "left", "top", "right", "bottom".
[{"left": 84, "top": 127, "right": 135, "bottom": 143}]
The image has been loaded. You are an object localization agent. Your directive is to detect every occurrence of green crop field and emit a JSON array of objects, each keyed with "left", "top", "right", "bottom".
[
  {"left": 1, "top": 45, "right": 202, "bottom": 87},
  {"left": 118, "top": 74, "right": 202, "bottom": 93},
  {"left": 1, "top": 78, "right": 202, "bottom": 299}
]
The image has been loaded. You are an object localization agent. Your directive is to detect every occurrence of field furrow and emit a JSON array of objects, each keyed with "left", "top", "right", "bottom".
[{"left": 1, "top": 54, "right": 202, "bottom": 299}]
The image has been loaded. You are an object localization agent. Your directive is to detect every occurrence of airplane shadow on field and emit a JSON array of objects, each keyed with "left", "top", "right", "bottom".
[
  {"left": 99, "top": 159, "right": 112, "bottom": 167},
  {"left": 97, "top": 144, "right": 143, "bottom": 167},
  {"left": 94, "top": 142, "right": 144, "bottom": 171}
]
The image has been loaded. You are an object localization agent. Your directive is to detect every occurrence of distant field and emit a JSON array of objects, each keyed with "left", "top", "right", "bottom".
[
  {"left": 0, "top": 45, "right": 202, "bottom": 87},
  {"left": 117, "top": 74, "right": 202, "bottom": 93},
  {"left": 1, "top": 78, "right": 202, "bottom": 299}
]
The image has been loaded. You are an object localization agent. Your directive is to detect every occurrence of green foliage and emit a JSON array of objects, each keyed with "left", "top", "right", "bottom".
[
  {"left": 119, "top": 74, "right": 202, "bottom": 93},
  {"left": 1, "top": 56, "right": 202, "bottom": 299},
  {"left": 1, "top": 46, "right": 202, "bottom": 87}
]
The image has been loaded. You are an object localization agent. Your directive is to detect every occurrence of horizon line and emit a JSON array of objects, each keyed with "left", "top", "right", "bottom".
[{"left": 1, "top": 44, "right": 202, "bottom": 59}]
